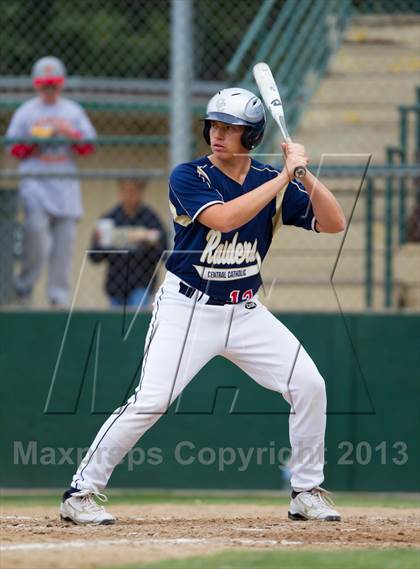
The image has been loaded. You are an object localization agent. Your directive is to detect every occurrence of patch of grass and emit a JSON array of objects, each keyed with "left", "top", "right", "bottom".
[
  {"left": 0, "top": 491, "right": 418, "bottom": 509},
  {"left": 105, "top": 549, "right": 420, "bottom": 569}
]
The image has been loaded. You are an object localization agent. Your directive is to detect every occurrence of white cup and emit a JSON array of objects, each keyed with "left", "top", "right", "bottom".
[{"left": 96, "top": 218, "right": 115, "bottom": 248}]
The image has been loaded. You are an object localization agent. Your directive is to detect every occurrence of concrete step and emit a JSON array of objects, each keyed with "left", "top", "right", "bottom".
[
  {"left": 395, "top": 243, "right": 420, "bottom": 285},
  {"left": 263, "top": 249, "right": 385, "bottom": 282},
  {"left": 331, "top": 47, "right": 419, "bottom": 75},
  {"left": 342, "top": 16, "right": 420, "bottom": 49},
  {"left": 261, "top": 282, "right": 402, "bottom": 312},
  {"left": 395, "top": 282, "right": 420, "bottom": 309},
  {"left": 271, "top": 220, "right": 385, "bottom": 250},
  {"left": 296, "top": 122, "right": 406, "bottom": 158},
  {"left": 294, "top": 14, "right": 420, "bottom": 162},
  {"left": 302, "top": 106, "right": 415, "bottom": 130},
  {"left": 313, "top": 76, "right": 419, "bottom": 106},
  {"left": 261, "top": 243, "right": 420, "bottom": 312}
]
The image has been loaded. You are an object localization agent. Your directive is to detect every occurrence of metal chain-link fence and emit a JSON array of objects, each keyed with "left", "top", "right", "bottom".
[{"left": 1, "top": 0, "right": 419, "bottom": 311}]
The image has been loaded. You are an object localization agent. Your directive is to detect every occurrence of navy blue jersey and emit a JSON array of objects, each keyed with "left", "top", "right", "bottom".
[{"left": 166, "top": 156, "right": 316, "bottom": 302}]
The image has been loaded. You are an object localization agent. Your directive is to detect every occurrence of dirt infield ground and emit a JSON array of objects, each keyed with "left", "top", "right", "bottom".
[{"left": 1, "top": 503, "right": 419, "bottom": 569}]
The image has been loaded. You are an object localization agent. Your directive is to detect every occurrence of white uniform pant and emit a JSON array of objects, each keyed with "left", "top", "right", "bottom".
[
  {"left": 72, "top": 271, "right": 326, "bottom": 492},
  {"left": 15, "top": 200, "right": 76, "bottom": 304}
]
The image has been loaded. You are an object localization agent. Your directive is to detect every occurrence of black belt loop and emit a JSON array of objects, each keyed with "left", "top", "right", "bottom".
[
  {"left": 178, "top": 281, "right": 231, "bottom": 305},
  {"left": 179, "top": 282, "right": 196, "bottom": 298},
  {"left": 206, "top": 297, "right": 227, "bottom": 306}
]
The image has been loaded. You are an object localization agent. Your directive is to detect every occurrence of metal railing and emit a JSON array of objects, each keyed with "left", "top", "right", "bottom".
[
  {"left": 381, "top": 87, "right": 420, "bottom": 307},
  {"left": 1, "top": 1, "right": 418, "bottom": 311},
  {"left": 1, "top": 136, "right": 168, "bottom": 146},
  {"left": 395, "top": 86, "right": 420, "bottom": 244},
  {"left": 226, "top": 0, "right": 353, "bottom": 150}
]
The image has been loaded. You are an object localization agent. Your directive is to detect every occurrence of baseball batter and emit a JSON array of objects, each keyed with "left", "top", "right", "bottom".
[
  {"left": 61, "top": 88, "right": 345, "bottom": 524},
  {"left": 6, "top": 56, "right": 96, "bottom": 306}
]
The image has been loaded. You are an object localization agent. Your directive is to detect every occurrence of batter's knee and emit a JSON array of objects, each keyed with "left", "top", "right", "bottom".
[
  {"left": 310, "top": 372, "right": 326, "bottom": 400},
  {"left": 130, "top": 392, "right": 170, "bottom": 417},
  {"left": 293, "top": 365, "right": 326, "bottom": 402}
]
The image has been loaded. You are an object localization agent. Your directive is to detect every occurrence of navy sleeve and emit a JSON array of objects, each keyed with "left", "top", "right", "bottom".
[
  {"left": 282, "top": 179, "right": 316, "bottom": 231},
  {"left": 169, "top": 163, "right": 224, "bottom": 221}
]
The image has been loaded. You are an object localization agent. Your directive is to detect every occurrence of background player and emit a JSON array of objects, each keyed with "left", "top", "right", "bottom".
[
  {"left": 89, "top": 178, "right": 167, "bottom": 308},
  {"left": 6, "top": 56, "right": 96, "bottom": 306},
  {"left": 60, "top": 88, "right": 346, "bottom": 524}
]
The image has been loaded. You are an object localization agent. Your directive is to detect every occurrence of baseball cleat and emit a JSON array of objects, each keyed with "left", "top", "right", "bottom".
[
  {"left": 60, "top": 488, "right": 116, "bottom": 525},
  {"left": 288, "top": 487, "right": 341, "bottom": 521}
]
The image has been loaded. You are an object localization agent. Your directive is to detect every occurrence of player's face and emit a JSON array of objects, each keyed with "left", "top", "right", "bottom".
[
  {"left": 209, "top": 121, "right": 246, "bottom": 158},
  {"left": 38, "top": 84, "right": 62, "bottom": 104}
]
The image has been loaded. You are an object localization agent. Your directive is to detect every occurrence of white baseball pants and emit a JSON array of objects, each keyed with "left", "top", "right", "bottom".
[{"left": 72, "top": 271, "right": 326, "bottom": 492}]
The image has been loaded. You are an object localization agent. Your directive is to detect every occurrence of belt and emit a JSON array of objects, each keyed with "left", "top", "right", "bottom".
[{"left": 179, "top": 282, "right": 232, "bottom": 305}]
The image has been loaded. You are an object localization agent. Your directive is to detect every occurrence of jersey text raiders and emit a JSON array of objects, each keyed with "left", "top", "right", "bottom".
[{"left": 166, "top": 156, "right": 316, "bottom": 302}]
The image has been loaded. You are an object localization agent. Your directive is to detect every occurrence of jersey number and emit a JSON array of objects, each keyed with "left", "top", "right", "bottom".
[{"left": 229, "top": 289, "right": 253, "bottom": 304}]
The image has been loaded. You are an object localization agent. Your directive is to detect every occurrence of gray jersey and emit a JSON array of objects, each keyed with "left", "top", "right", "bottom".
[{"left": 6, "top": 97, "right": 96, "bottom": 219}]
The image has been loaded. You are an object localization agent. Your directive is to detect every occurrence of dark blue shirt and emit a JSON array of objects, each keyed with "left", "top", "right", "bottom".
[
  {"left": 166, "top": 156, "right": 315, "bottom": 302},
  {"left": 90, "top": 204, "right": 167, "bottom": 300}
]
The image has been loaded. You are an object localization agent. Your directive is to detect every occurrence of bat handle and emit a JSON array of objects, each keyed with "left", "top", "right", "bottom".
[
  {"left": 283, "top": 136, "right": 306, "bottom": 179},
  {"left": 294, "top": 166, "right": 307, "bottom": 179}
]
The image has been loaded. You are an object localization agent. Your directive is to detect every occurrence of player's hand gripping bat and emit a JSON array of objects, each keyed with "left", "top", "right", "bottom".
[{"left": 253, "top": 62, "right": 307, "bottom": 179}]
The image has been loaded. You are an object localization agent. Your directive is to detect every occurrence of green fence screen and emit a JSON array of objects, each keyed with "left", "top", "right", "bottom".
[{"left": 1, "top": 311, "right": 418, "bottom": 491}]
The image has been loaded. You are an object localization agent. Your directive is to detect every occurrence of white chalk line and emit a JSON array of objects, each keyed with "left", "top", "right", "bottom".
[
  {"left": 1, "top": 516, "right": 33, "bottom": 521},
  {"left": 0, "top": 537, "right": 279, "bottom": 552},
  {"left": 3, "top": 525, "right": 52, "bottom": 530}
]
